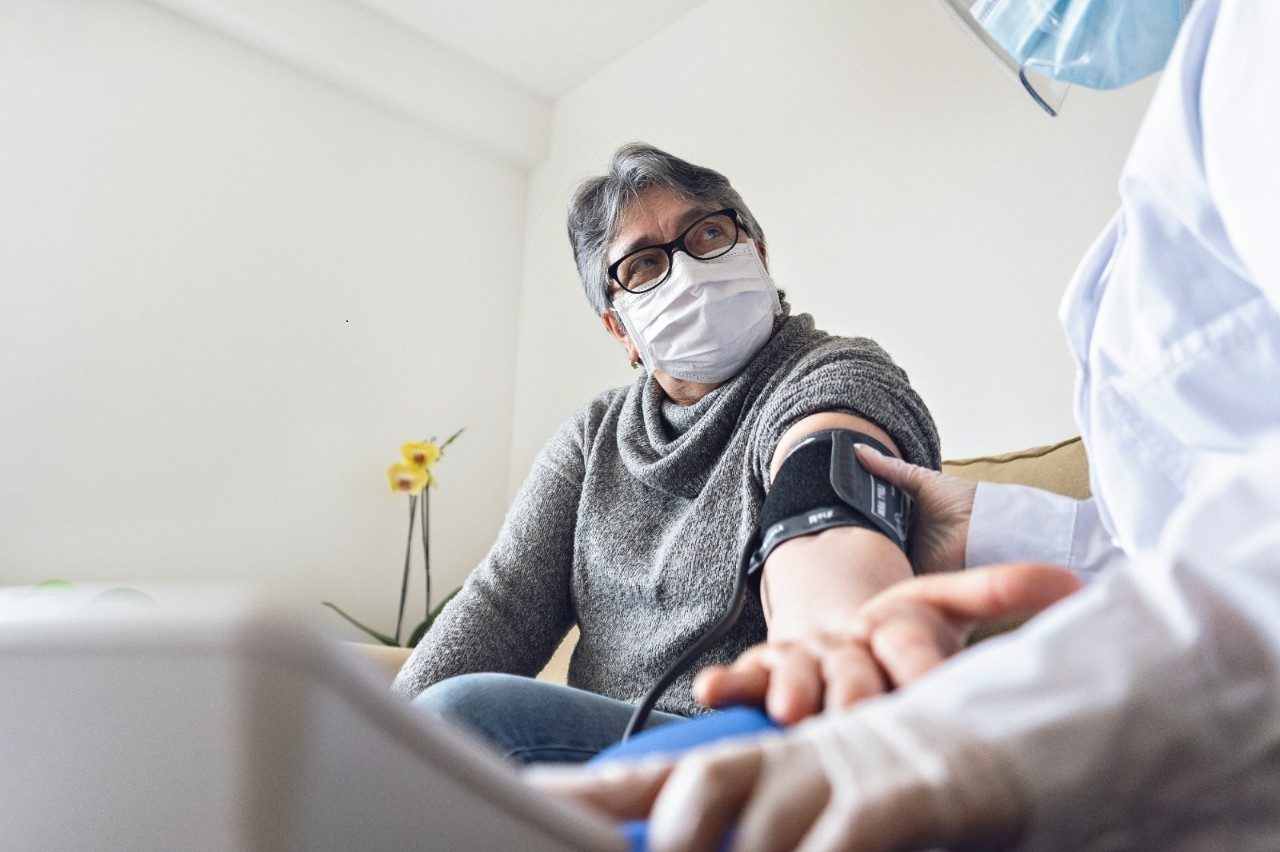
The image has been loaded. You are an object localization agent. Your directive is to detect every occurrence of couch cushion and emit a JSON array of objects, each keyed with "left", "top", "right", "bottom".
[{"left": 943, "top": 436, "right": 1090, "bottom": 500}]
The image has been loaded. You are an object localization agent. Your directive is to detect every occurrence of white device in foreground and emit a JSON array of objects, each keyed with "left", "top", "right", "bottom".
[{"left": 0, "top": 589, "right": 622, "bottom": 851}]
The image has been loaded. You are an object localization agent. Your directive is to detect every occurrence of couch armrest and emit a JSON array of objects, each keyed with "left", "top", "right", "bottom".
[
  {"left": 343, "top": 627, "right": 579, "bottom": 689},
  {"left": 343, "top": 643, "right": 413, "bottom": 684}
]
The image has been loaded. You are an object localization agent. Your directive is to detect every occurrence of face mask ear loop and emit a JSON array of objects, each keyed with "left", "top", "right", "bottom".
[
  {"left": 1020, "top": 66, "right": 1059, "bottom": 116},
  {"left": 611, "top": 301, "right": 653, "bottom": 376}
]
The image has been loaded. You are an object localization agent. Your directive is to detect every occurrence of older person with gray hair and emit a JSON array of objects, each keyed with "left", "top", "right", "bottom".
[{"left": 393, "top": 142, "right": 945, "bottom": 763}]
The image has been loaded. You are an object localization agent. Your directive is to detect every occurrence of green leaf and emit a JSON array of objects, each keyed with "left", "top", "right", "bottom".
[
  {"left": 35, "top": 579, "right": 75, "bottom": 591},
  {"left": 440, "top": 427, "right": 464, "bottom": 451},
  {"left": 405, "top": 587, "right": 462, "bottom": 648},
  {"left": 431, "top": 586, "right": 462, "bottom": 618},
  {"left": 406, "top": 617, "right": 431, "bottom": 649},
  {"left": 428, "top": 428, "right": 464, "bottom": 460},
  {"left": 321, "top": 602, "right": 398, "bottom": 646}
]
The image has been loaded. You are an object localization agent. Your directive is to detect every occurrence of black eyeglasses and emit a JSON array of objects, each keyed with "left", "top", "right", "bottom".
[{"left": 607, "top": 209, "right": 741, "bottom": 294}]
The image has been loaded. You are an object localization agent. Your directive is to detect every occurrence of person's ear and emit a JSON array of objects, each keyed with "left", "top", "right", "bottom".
[{"left": 602, "top": 311, "right": 640, "bottom": 366}]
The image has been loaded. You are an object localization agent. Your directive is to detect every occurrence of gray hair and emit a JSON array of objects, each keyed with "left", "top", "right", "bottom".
[{"left": 567, "top": 142, "right": 766, "bottom": 316}]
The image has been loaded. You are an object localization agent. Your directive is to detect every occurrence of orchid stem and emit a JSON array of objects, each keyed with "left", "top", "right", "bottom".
[
  {"left": 420, "top": 486, "right": 431, "bottom": 619},
  {"left": 395, "top": 493, "right": 417, "bottom": 645}
]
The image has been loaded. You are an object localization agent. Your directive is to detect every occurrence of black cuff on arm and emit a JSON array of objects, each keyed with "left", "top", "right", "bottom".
[{"left": 749, "top": 429, "right": 913, "bottom": 586}]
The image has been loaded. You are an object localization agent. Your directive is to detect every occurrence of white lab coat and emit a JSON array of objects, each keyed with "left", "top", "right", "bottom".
[{"left": 896, "top": 0, "right": 1280, "bottom": 846}]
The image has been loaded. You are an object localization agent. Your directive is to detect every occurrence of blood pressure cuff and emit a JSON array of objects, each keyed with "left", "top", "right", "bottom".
[{"left": 748, "top": 429, "right": 913, "bottom": 580}]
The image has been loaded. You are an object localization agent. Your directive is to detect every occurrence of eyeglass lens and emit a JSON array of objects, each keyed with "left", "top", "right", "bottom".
[{"left": 615, "top": 211, "right": 738, "bottom": 292}]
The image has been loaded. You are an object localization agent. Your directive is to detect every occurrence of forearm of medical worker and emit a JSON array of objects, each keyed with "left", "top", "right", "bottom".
[
  {"left": 967, "top": 482, "right": 1127, "bottom": 581},
  {"left": 852, "top": 446, "right": 1127, "bottom": 582}
]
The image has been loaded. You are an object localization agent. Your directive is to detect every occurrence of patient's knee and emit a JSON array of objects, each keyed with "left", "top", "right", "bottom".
[
  {"left": 413, "top": 672, "right": 526, "bottom": 720},
  {"left": 411, "top": 673, "right": 543, "bottom": 749}
]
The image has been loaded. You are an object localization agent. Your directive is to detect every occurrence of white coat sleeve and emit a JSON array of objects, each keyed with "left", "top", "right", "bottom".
[
  {"left": 879, "top": 3, "right": 1280, "bottom": 845},
  {"left": 965, "top": 482, "right": 1127, "bottom": 581},
  {"left": 887, "top": 438, "right": 1280, "bottom": 849},
  {"left": 1201, "top": 0, "right": 1280, "bottom": 309}
]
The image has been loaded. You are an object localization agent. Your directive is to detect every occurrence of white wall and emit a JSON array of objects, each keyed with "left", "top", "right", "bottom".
[
  {"left": 0, "top": 0, "right": 538, "bottom": 638},
  {"left": 510, "top": 0, "right": 1160, "bottom": 491},
  {"left": 2, "top": 0, "right": 1165, "bottom": 626}
]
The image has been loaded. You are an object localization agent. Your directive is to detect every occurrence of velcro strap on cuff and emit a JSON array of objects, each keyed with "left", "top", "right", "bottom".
[{"left": 749, "top": 429, "right": 913, "bottom": 578}]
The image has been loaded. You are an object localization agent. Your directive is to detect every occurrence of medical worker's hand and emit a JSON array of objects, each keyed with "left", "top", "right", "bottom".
[
  {"left": 694, "top": 562, "right": 1082, "bottom": 724},
  {"left": 853, "top": 444, "right": 978, "bottom": 576},
  {"left": 529, "top": 699, "right": 1027, "bottom": 852}
]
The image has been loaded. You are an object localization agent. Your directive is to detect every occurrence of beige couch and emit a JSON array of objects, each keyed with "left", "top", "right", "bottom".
[
  {"left": 348, "top": 624, "right": 578, "bottom": 685},
  {"left": 350, "top": 437, "right": 1090, "bottom": 685}
]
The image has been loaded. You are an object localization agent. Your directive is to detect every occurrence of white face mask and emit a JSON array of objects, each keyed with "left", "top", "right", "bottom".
[{"left": 612, "top": 240, "right": 782, "bottom": 383}]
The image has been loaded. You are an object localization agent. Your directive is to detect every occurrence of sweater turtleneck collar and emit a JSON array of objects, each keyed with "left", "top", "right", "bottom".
[{"left": 616, "top": 310, "right": 818, "bottom": 498}]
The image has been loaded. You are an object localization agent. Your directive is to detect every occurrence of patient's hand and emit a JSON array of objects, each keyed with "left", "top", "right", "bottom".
[{"left": 694, "top": 562, "right": 1082, "bottom": 723}]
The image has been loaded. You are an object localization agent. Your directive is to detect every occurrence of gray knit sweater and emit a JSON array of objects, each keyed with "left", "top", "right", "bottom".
[{"left": 393, "top": 313, "right": 940, "bottom": 716}]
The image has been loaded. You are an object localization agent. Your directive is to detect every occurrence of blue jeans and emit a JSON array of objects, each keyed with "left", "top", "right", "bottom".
[{"left": 411, "top": 673, "right": 685, "bottom": 764}]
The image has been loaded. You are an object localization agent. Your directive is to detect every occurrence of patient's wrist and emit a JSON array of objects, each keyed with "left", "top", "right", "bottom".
[{"left": 761, "top": 527, "right": 912, "bottom": 637}]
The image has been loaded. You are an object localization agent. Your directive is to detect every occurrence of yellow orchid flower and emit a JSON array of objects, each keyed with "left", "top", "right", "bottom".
[
  {"left": 387, "top": 463, "right": 429, "bottom": 495},
  {"left": 401, "top": 441, "right": 441, "bottom": 471}
]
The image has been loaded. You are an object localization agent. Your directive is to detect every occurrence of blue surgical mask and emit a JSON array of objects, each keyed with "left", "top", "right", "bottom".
[{"left": 973, "top": 0, "right": 1191, "bottom": 90}]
